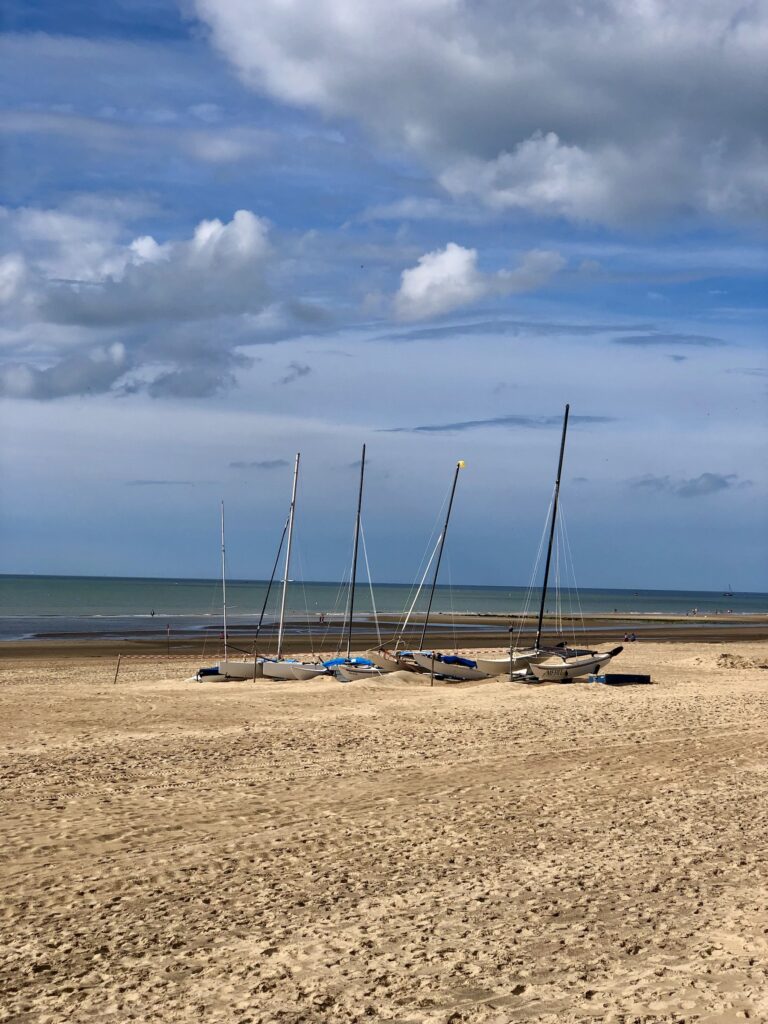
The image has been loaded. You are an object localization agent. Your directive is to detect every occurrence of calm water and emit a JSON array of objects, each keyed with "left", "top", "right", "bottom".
[{"left": 0, "top": 574, "right": 765, "bottom": 642}]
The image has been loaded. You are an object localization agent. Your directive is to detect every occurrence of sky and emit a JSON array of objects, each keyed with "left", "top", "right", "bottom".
[{"left": 0, "top": 0, "right": 766, "bottom": 591}]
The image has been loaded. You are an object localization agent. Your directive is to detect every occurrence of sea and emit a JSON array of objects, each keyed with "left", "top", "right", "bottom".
[{"left": 0, "top": 574, "right": 766, "bottom": 643}]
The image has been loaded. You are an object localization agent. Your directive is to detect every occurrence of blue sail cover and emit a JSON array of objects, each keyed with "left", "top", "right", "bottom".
[
  {"left": 439, "top": 655, "right": 477, "bottom": 668},
  {"left": 323, "top": 656, "right": 374, "bottom": 667}
]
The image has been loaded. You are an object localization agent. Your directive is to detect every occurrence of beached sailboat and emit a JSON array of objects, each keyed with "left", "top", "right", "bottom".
[
  {"left": 528, "top": 646, "right": 624, "bottom": 682},
  {"left": 367, "top": 466, "right": 466, "bottom": 676},
  {"left": 196, "top": 502, "right": 262, "bottom": 681},
  {"left": 511, "top": 404, "right": 622, "bottom": 682},
  {"left": 260, "top": 453, "right": 328, "bottom": 681},
  {"left": 330, "top": 445, "right": 384, "bottom": 682},
  {"left": 395, "top": 460, "right": 494, "bottom": 682}
]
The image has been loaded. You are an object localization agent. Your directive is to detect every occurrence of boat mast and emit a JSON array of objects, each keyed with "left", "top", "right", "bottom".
[
  {"left": 345, "top": 444, "right": 366, "bottom": 660},
  {"left": 220, "top": 500, "right": 228, "bottom": 661},
  {"left": 419, "top": 460, "right": 464, "bottom": 649},
  {"left": 534, "top": 404, "right": 570, "bottom": 651},
  {"left": 276, "top": 452, "right": 300, "bottom": 660},
  {"left": 251, "top": 513, "right": 290, "bottom": 651}
]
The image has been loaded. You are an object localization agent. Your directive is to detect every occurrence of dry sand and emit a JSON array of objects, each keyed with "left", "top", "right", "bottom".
[{"left": 1, "top": 641, "right": 767, "bottom": 1023}]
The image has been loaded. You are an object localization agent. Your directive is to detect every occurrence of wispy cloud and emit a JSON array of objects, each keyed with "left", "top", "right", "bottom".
[
  {"left": 613, "top": 333, "right": 726, "bottom": 348},
  {"left": 726, "top": 367, "right": 768, "bottom": 377},
  {"left": 229, "top": 459, "right": 289, "bottom": 470},
  {"left": 376, "top": 319, "right": 654, "bottom": 344},
  {"left": 279, "top": 361, "right": 311, "bottom": 385},
  {"left": 125, "top": 479, "right": 196, "bottom": 487},
  {"left": 384, "top": 414, "right": 614, "bottom": 434},
  {"left": 629, "top": 473, "right": 751, "bottom": 498}
]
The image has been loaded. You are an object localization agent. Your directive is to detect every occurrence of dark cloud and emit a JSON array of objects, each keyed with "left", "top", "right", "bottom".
[
  {"left": 279, "top": 361, "right": 311, "bottom": 385},
  {"left": 147, "top": 367, "right": 236, "bottom": 399},
  {"left": 630, "top": 473, "right": 751, "bottom": 498},
  {"left": 0, "top": 344, "right": 130, "bottom": 399},
  {"left": 613, "top": 333, "right": 725, "bottom": 348},
  {"left": 376, "top": 319, "right": 654, "bottom": 344},
  {"left": 229, "top": 459, "right": 290, "bottom": 470},
  {"left": 384, "top": 414, "right": 614, "bottom": 434}
]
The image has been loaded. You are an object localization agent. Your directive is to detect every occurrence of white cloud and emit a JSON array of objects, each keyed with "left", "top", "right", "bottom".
[
  {"left": 194, "top": 0, "right": 768, "bottom": 225},
  {"left": 394, "top": 243, "right": 564, "bottom": 320},
  {"left": 43, "top": 209, "right": 272, "bottom": 325},
  {"left": 0, "top": 254, "right": 27, "bottom": 305}
]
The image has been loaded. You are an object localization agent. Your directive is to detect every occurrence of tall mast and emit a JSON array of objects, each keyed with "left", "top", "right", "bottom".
[
  {"left": 252, "top": 514, "right": 290, "bottom": 650},
  {"left": 220, "top": 500, "right": 228, "bottom": 661},
  {"left": 345, "top": 443, "right": 366, "bottom": 660},
  {"left": 534, "top": 404, "right": 570, "bottom": 650},
  {"left": 419, "top": 460, "right": 464, "bottom": 649},
  {"left": 276, "top": 452, "right": 300, "bottom": 660}
]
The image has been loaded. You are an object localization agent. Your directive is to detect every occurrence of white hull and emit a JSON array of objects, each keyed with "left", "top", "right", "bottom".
[
  {"left": 367, "top": 651, "right": 416, "bottom": 673},
  {"left": 411, "top": 652, "right": 491, "bottom": 681},
  {"left": 528, "top": 646, "right": 623, "bottom": 682},
  {"left": 334, "top": 665, "right": 384, "bottom": 682},
  {"left": 473, "top": 648, "right": 545, "bottom": 675},
  {"left": 218, "top": 659, "right": 263, "bottom": 680},
  {"left": 261, "top": 660, "right": 328, "bottom": 681}
]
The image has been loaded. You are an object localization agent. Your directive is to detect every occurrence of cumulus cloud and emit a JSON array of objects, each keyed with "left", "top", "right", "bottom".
[
  {"left": 630, "top": 473, "right": 751, "bottom": 498},
  {"left": 43, "top": 209, "right": 271, "bottom": 326},
  {"left": 194, "top": 0, "right": 768, "bottom": 225},
  {"left": 394, "top": 244, "right": 564, "bottom": 320}
]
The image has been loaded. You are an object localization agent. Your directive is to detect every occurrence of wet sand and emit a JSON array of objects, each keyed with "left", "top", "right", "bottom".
[
  {"left": 1, "top": 641, "right": 767, "bottom": 1023},
  {"left": 3, "top": 612, "right": 768, "bottom": 659}
]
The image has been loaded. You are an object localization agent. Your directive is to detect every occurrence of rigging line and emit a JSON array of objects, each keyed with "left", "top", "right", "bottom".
[
  {"left": 220, "top": 500, "right": 228, "bottom": 661},
  {"left": 447, "top": 557, "right": 457, "bottom": 652},
  {"left": 512, "top": 493, "right": 554, "bottom": 651},
  {"left": 558, "top": 523, "right": 566, "bottom": 636},
  {"left": 250, "top": 514, "right": 289, "bottom": 653},
  {"left": 390, "top": 480, "right": 453, "bottom": 644},
  {"left": 339, "top": 558, "right": 354, "bottom": 658},
  {"left": 359, "top": 521, "right": 382, "bottom": 647},
  {"left": 318, "top": 560, "right": 351, "bottom": 651},
  {"left": 293, "top": 543, "right": 316, "bottom": 657},
  {"left": 393, "top": 533, "right": 443, "bottom": 647},
  {"left": 559, "top": 503, "right": 587, "bottom": 645},
  {"left": 559, "top": 512, "right": 577, "bottom": 645}
]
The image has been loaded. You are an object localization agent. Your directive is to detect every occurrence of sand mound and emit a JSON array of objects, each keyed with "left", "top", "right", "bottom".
[{"left": 717, "top": 651, "right": 768, "bottom": 670}]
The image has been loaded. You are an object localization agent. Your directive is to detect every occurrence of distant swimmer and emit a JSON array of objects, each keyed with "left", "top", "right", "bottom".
[{"left": 151, "top": 609, "right": 155, "bottom": 617}]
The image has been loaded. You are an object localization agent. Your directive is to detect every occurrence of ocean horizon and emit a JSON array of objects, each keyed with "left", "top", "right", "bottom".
[{"left": 1, "top": 573, "right": 765, "bottom": 643}]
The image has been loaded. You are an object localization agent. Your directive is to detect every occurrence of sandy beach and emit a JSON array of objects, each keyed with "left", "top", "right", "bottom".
[{"left": 2, "top": 640, "right": 767, "bottom": 1023}]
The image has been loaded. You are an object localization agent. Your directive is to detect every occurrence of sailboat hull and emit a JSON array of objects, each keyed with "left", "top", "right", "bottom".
[
  {"left": 218, "top": 660, "right": 263, "bottom": 680},
  {"left": 528, "top": 647, "right": 623, "bottom": 682},
  {"left": 334, "top": 665, "right": 384, "bottom": 682},
  {"left": 367, "top": 651, "right": 418, "bottom": 673},
  {"left": 261, "top": 661, "right": 328, "bottom": 681},
  {"left": 411, "top": 652, "right": 491, "bottom": 681},
  {"left": 473, "top": 649, "right": 547, "bottom": 675}
]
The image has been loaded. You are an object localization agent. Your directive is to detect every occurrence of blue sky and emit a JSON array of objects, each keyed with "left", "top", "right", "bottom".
[{"left": 0, "top": 0, "right": 766, "bottom": 590}]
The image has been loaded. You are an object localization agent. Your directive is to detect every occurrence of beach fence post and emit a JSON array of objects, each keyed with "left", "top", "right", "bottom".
[
  {"left": 113, "top": 654, "right": 122, "bottom": 685},
  {"left": 431, "top": 652, "right": 435, "bottom": 688},
  {"left": 167, "top": 622, "right": 170, "bottom": 657}
]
